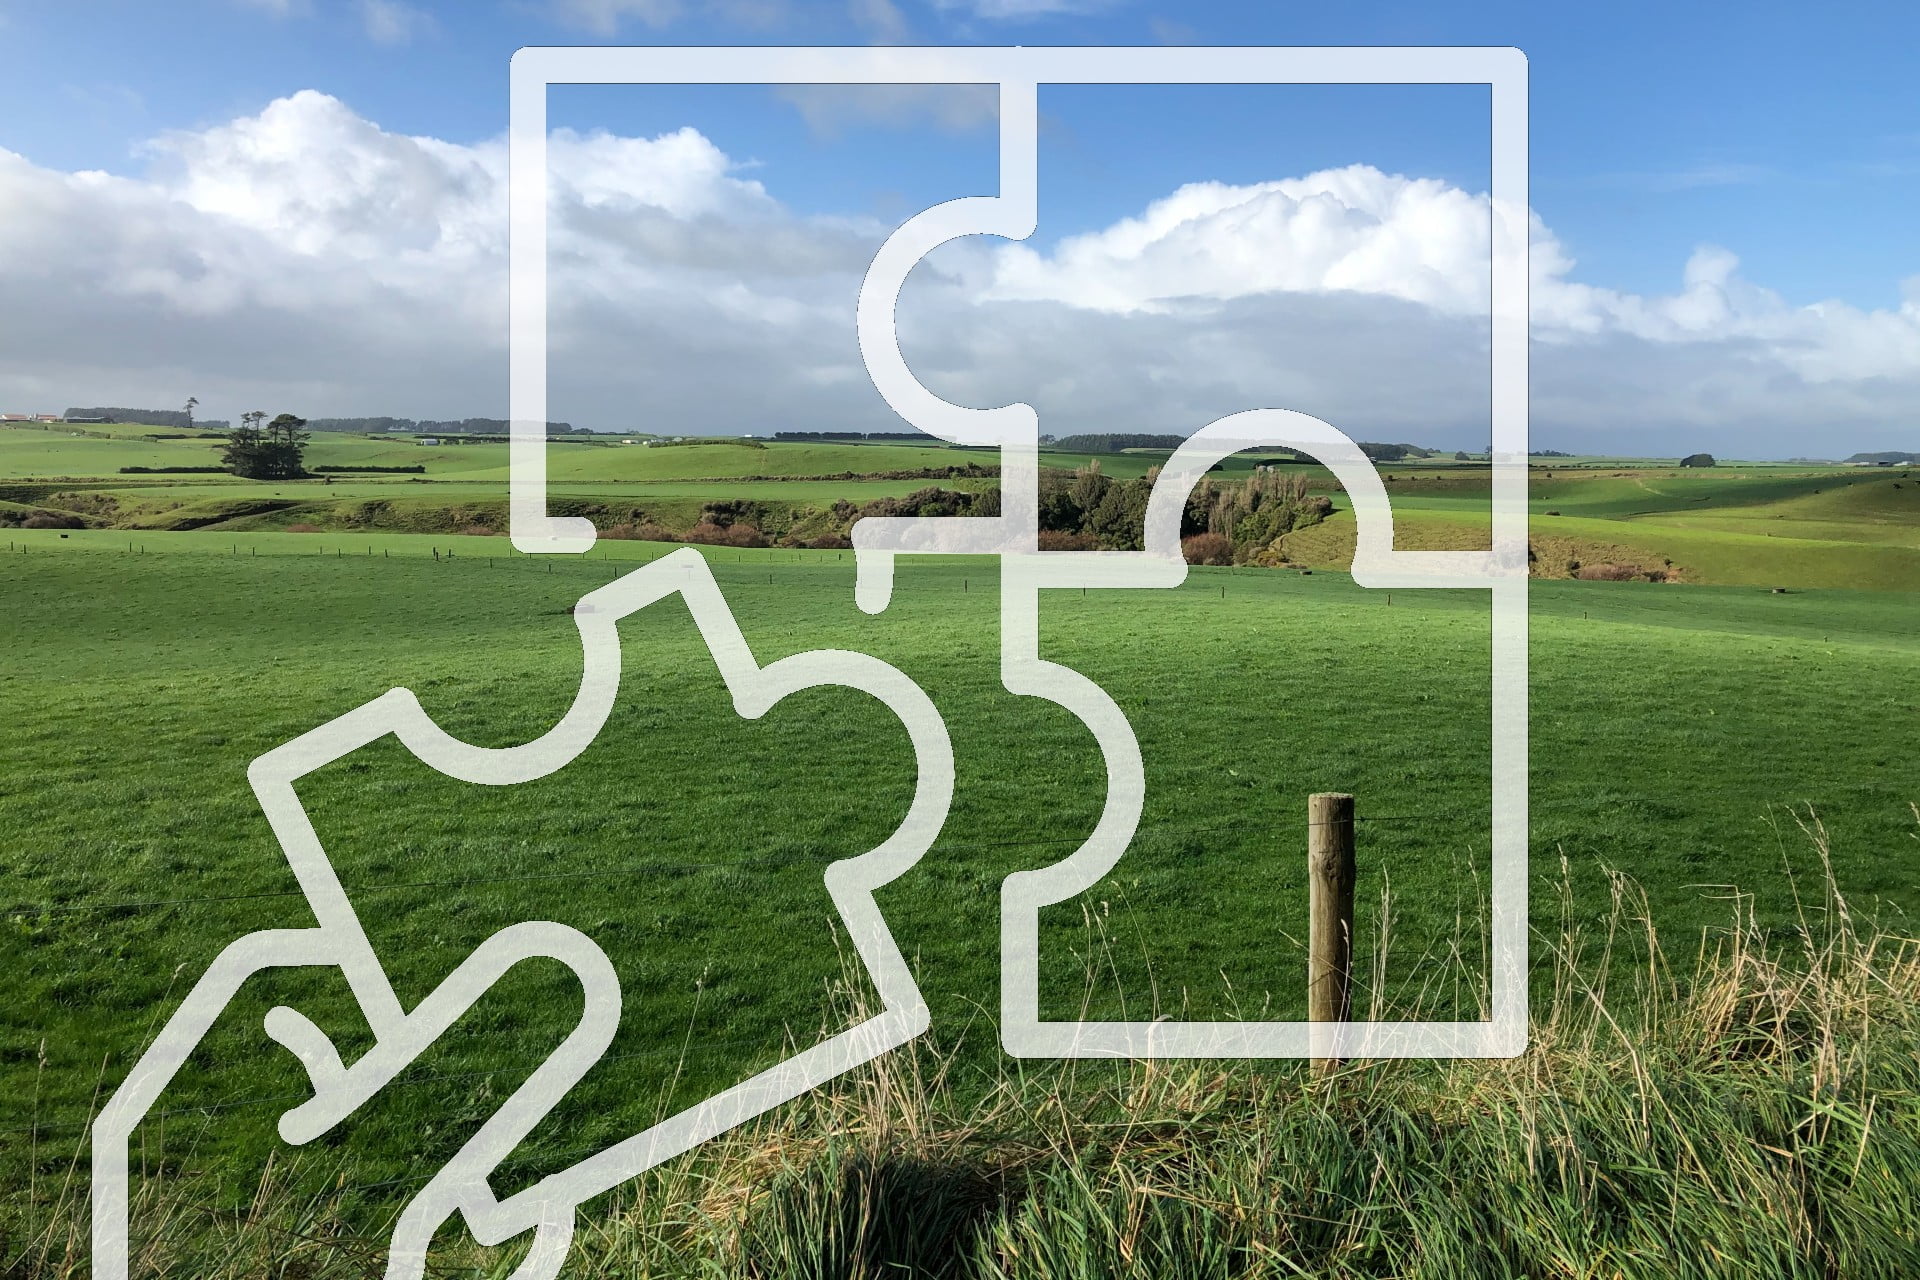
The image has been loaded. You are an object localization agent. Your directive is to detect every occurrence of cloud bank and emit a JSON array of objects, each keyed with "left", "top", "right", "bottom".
[{"left": 0, "top": 90, "right": 1914, "bottom": 456}]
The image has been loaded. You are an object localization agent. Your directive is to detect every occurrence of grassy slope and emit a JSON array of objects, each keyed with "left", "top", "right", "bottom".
[
  {"left": 0, "top": 426, "right": 1008, "bottom": 537},
  {"left": 0, "top": 427, "right": 979, "bottom": 484},
  {"left": 2, "top": 530, "right": 1916, "bottom": 1215},
  {"left": 12, "top": 426, "right": 1919, "bottom": 591},
  {"left": 1271, "top": 465, "right": 1920, "bottom": 591}
]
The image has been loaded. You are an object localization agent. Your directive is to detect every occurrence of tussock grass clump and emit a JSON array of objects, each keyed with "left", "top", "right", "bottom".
[{"left": 10, "top": 815, "right": 1919, "bottom": 1278}]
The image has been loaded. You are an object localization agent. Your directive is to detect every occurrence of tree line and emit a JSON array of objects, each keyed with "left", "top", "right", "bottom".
[
  {"left": 772, "top": 431, "right": 937, "bottom": 443},
  {"left": 1044, "top": 433, "right": 1194, "bottom": 453},
  {"left": 303, "top": 417, "right": 580, "bottom": 434},
  {"left": 63, "top": 407, "right": 229, "bottom": 430},
  {"left": 1035, "top": 461, "right": 1333, "bottom": 563}
]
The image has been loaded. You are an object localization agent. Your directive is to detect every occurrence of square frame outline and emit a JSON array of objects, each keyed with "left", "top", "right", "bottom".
[{"left": 507, "top": 45, "right": 1529, "bottom": 1059}]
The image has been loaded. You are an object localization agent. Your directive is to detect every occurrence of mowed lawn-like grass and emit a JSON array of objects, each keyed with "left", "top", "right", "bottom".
[{"left": 2, "top": 529, "right": 1917, "bottom": 1228}]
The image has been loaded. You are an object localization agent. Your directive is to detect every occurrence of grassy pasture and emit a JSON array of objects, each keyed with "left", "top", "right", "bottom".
[
  {"left": 11, "top": 424, "right": 1920, "bottom": 592},
  {"left": 0, "top": 426, "right": 983, "bottom": 484},
  {"left": 1270, "top": 465, "right": 1920, "bottom": 590},
  {"left": 2, "top": 529, "right": 1917, "bottom": 1235}
]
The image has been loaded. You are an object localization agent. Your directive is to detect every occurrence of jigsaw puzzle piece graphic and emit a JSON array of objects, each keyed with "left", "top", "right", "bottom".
[
  {"left": 844, "top": 86, "right": 1516, "bottom": 1061},
  {"left": 93, "top": 548, "right": 952, "bottom": 1280}
]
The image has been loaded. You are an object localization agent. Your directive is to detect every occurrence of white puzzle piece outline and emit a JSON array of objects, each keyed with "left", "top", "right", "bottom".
[
  {"left": 501, "top": 44, "right": 1528, "bottom": 1060},
  {"left": 92, "top": 549, "right": 952, "bottom": 1280},
  {"left": 92, "top": 43, "right": 1529, "bottom": 1280}
]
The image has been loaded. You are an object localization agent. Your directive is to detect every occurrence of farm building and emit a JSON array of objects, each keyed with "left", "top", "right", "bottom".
[
  {"left": 1, "top": 413, "right": 31, "bottom": 422},
  {"left": 418, "top": 437, "right": 441, "bottom": 445},
  {"left": 33, "top": 414, "right": 62, "bottom": 423}
]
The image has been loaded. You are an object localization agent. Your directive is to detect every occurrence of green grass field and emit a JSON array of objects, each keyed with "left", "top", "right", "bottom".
[
  {"left": 8, "top": 422, "right": 1918, "bottom": 590},
  {"left": 4, "top": 424, "right": 1919, "bottom": 1273},
  {"left": 3, "top": 528, "right": 1916, "bottom": 1227},
  {"left": 1272, "top": 463, "right": 1920, "bottom": 590}
]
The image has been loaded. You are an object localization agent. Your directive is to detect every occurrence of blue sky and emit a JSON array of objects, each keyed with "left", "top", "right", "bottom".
[
  {"left": 7, "top": 0, "right": 1915, "bottom": 308},
  {"left": 0, "top": 0, "right": 1915, "bottom": 455}
]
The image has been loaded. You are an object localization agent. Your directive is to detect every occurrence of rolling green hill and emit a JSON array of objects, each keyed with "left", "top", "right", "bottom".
[
  {"left": 5, "top": 424, "right": 1919, "bottom": 591},
  {"left": 2, "top": 530, "right": 1916, "bottom": 1227}
]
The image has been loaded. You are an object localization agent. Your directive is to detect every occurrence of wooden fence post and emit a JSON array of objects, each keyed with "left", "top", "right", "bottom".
[{"left": 1308, "top": 792, "right": 1356, "bottom": 1073}]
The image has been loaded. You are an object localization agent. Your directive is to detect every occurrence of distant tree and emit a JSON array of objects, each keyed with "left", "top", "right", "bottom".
[
  {"left": 220, "top": 421, "right": 266, "bottom": 477},
  {"left": 265, "top": 414, "right": 310, "bottom": 477},
  {"left": 1049, "top": 433, "right": 1191, "bottom": 454},
  {"left": 183, "top": 396, "right": 198, "bottom": 430},
  {"left": 1454, "top": 450, "right": 1470, "bottom": 461},
  {"left": 1679, "top": 453, "right": 1716, "bottom": 468},
  {"left": 1084, "top": 476, "right": 1153, "bottom": 550},
  {"left": 1037, "top": 471, "right": 1082, "bottom": 532},
  {"left": 221, "top": 411, "right": 308, "bottom": 479},
  {"left": 1067, "top": 460, "right": 1111, "bottom": 517}
]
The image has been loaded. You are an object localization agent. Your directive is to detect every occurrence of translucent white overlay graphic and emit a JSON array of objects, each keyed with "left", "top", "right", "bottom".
[{"left": 93, "top": 45, "right": 1528, "bottom": 1280}]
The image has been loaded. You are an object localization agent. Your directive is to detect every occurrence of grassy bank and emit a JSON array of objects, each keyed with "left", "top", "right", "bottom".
[
  {"left": 11, "top": 829, "right": 1918, "bottom": 1278},
  {"left": 9, "top": 423, "right": 1920, "bottom": 591}
]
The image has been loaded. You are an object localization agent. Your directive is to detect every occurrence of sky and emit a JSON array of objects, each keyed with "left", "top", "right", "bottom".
[{"left": 0, "top": 0, "right": 1915, "bottom": 457}]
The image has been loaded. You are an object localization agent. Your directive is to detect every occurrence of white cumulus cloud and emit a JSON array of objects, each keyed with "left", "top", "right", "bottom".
[
  {"left": 0, "top": 91, "right": 1914, "bottom": 457},
  {"left": 986, "top": 167, "right": 1497, "bottom": 315}
]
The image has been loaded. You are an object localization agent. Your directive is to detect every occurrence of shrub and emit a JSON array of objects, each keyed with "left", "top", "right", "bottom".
[
  {"left": 284, "top": 523, "right": 324, "bottom": 533},
  {"left": 685, "top": 522, "right": 768, "bottom": 548},
  {"left": 20, "top": 512, "right": 83, "bottom": 530},
  {"left": 1181, "top": 533, "right": 1234, "bottom": 566},
  {"left": 1576, "top": 562, "right": 1639, "bottom": 581},
  {"left": 458, "top": 524, "right": 495, "bottom": 537},
  {"left": 697, "top": 499, "right": 769, "bottom": 530},
  {"left": 604, "top": 522, "right": 679, "bottom": 543},
  {"left": 1037, "top": 529, "right": 1100, "bottom": 551}
]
